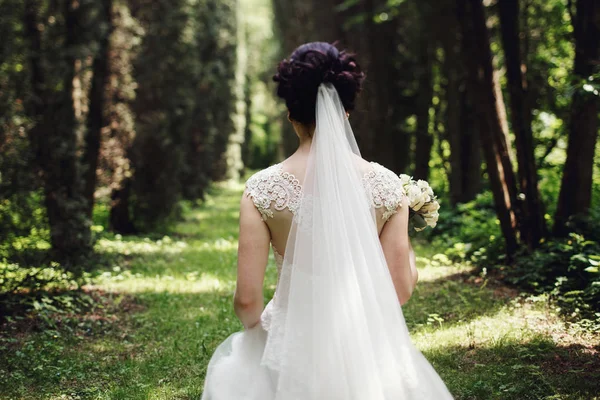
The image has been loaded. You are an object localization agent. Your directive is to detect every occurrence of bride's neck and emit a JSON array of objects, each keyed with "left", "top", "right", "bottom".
[
  {"left": 291, "top": 121, "right": 314, "bottom": 156},
  {"left": 296, "top": 135, "right": 312, "bottom": 154}
]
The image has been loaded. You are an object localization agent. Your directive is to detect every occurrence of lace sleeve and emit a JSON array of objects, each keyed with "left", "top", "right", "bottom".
[
  {"left": 362, "top": 162, "right": 405, "bottom": 221},
  {"left": 244, "top": 164, "right": 303, "bottom": 221},
  {"left": 244, "top": 169, "right": 275, "bottom": 221}
]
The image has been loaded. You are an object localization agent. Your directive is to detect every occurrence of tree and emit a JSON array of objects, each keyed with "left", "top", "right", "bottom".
[
  {"left": 23, "top": 0, "right": 93, "bottom": 265},
  {"left": 457, "top": 0, "right": 519, "bottom": 258},
  {"left": 84, "top": 0, "right": 114, "bottom": 217},
  {"left": 413, "top": 6, "right": 435, "bottom": 181},
  {"left": 122, "top": 0, "right": 238, "bottom": 230},
  {"left": 439, "top": 1, "right": 482, "bottom": 205},
  {"left": 104, "top": 1, "right": 142, "bottom": 234},
  {"left": 553, "top": 0, "right": 600, "bottom": 236},
  {"left": 498, "top": 0, "right": 547, "bottom": 249}
]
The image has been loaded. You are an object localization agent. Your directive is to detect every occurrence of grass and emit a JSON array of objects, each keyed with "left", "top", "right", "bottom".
[{"left": 1, "top": 180, "right": 599, "bottom": 399}]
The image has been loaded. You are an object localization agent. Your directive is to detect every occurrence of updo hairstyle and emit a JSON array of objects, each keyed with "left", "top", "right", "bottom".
[{"left": 273, "top": 41, "right": 366, "bottom": 125}]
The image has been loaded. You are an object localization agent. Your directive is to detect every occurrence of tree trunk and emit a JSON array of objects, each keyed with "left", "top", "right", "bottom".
[
  {"left": 23, "top": 0, "right": 92, "bottom": 265},
  {"left": 493, "top": 69, "right": 514, "bottom": 164},
  {"left": 498, "top": 0, "right": 546, "bottom": 249},
  {"left": 413, "top": 27, "right": 434, "bottom": 180},
  {"left": 363, "top": 0, "right": 418, "bottom": 172},
  {"left": 109, "top": 177, "right": 136, "bottom": 234},
  {"left": 457, "top": 0, "right": 519, "bottom": 258},
  {"left": 441, "top": 5, "right": 482, "bottom": 205},
  {"left": 461, "top": 90, "right": 484, "bottom": 202},
  {"left": 84, "top": 0, "right": 113, "bottom": 217},
  {"left": 364, "top": 0, "right": 391, "bottom": 164},
  {"left": 241, "top": 68, "right": 253, "bottom": 173},
  {"left": 554, "top": 0, "right": 600, "bottom": 236}
]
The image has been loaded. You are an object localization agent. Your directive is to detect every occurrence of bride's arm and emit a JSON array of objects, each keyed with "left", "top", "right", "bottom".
[
  {"left": 234, "top": 194, "right": 270, "bottom": 329},
  {"left": 408, "top": 238, "right": 419, "bottom": 289},
  {"left": 379, "top": 202, "right": 418, "bottom": 306}
]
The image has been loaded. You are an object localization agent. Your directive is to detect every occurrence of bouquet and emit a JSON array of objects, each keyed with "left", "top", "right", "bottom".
[{"left": 399, "top": 174, "right": 440, "bottom": 232}]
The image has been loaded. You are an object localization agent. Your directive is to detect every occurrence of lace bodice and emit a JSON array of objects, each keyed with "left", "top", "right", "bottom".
[{"left": 245, "top": 161, "right": 404, "bottom": 222}]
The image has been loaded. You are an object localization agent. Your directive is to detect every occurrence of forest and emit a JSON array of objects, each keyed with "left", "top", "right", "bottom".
[{"left": 1, "top": 0, "right": 599, "bottom": 398}]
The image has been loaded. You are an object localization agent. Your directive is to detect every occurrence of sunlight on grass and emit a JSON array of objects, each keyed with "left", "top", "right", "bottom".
[
  {"left": 95, "top": 273, "right": 233, "bottom": 294},
  {"left": 412, "top": 298, "right": 555, "bottom": 351},
  {"left": 96, "top": 236, "right": 188, "bottom": 255},
  {"left": 414, "top": 254, "right": 475, "bottom": 282}
]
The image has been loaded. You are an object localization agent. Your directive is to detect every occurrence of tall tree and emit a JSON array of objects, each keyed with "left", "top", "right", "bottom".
[
  {"left": 553, "top": 0, "right": 600, "bottom": 236},
  {"left": 363, "top": 0, "right": 403, "bottom": 166},
  {"left": 23, "top": 0, "right": 92, "bottom": 264},
  {"left": 438, "top": 0, "right": 482, "bottom": 205},
  {"left": 104, "top": 1, "right": 142, "bottom": 234},
  {"left": 498, "top": 0, "right": 546, "bottom": 249},
  {"left": 457, "top": 0, "right": 519, "bottom": 258},
  {"left": 413, "top": 8, "right": 435, "bottom": 180},
  {"left": 84, "top": 0, "right": 114, "bottom": 217},
  {"left": 124, "top": 0, "right": 237, "bottom": 230}
]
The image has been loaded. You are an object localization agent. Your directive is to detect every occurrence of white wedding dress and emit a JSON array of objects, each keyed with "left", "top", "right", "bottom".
[{"left": 201, "top": 84, "right": 454, "bottom": 399}]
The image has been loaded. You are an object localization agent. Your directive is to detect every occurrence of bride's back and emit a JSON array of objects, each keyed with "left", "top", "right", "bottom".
[{"left": 245, "top": 155, "right": 405, "bottom": 258}]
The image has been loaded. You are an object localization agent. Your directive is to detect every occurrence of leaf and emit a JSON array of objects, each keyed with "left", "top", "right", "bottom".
[
  {"left": 570, "top": 254, "right": 588, "bottom": 264},
  {"left": 334, "top": 0, "right": 360, "bottom": 12},
  {"left": 411, "top": 214, "right": 427, "bottom": 230}
]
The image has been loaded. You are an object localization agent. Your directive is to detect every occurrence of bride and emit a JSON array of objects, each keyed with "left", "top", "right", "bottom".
[{"left": 201, "top": 42, "right": 454, "bottom": 399}]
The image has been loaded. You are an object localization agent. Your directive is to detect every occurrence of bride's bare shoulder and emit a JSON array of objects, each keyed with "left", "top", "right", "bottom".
[
  {"left": 353, "top": 155, "right": 374, "bottom": 173},
  {"left": 245, "top": 163, "right": 281, "bottom": 182},
  {"left": 353, "top": 156, "right": 397, "bottom": 177}
]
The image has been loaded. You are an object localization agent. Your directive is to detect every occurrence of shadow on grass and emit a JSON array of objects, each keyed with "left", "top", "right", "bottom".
[
  {"left": 403, "top": 269, "right": 517, "bottom": 333},
  {"left": 426, "top": 336, "right": 600, "bottom": 400},
  {"left": 0, "top": 288, "right": 241, "bottom": 399}
]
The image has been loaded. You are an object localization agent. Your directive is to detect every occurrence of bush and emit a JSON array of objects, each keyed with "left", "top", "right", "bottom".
[
  {"left": 426, "top": 191, "right": 600, "bottom": 327},
  {"left": 426, "top": 191, "right": 504, "bottom": 265}
]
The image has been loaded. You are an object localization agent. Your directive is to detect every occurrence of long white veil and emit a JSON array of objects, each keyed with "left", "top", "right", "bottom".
[{"left": 261, "top": 83, "right": 453, "bottom": 399}]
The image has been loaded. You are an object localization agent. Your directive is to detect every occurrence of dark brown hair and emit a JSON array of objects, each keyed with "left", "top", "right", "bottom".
[{"left": 273, "top": 42, "right": 366, "bottom": 125}]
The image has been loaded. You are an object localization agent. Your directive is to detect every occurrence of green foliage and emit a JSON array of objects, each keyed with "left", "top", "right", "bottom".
[
  {"left": 247, "top": 110, "right": 280, "bottom": 169},
  {"left": 525, "top": 0, "right": 575, "bottom": 118},
  {"left": 130, "top": 0, "right": 238, "bottom": 230},
  {"left": 429, "top": 189, "right": 600, "bottom": 327},
  {"left": 0, "top": 0, "right": 41, "bottom": 254},
  {"left": 426, "top": 191, "right": 503, "bottom": 263},
  {"left": 240, "top": 0, "right": 281, "bottom": 170},
  {"left": 504, "top": 207, "right": 600, "bottom": 327},
  {"left": 508, "top": 233, "right": 600, "bottom": 325}
]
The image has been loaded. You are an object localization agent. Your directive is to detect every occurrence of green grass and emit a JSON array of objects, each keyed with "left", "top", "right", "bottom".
[{"left": 1, "top": 181, "right": 599, "bottom": 399}]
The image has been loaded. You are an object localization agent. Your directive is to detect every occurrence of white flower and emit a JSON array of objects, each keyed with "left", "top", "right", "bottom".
[
  {"left": 398, "top": 174, "right": 440, "bottom": 231},
  {"left": 419, "top": 201, "right": 439, "bottom": 213},
  {"left": 416, "top": 179, "right": 429, "bottom": 189},
  {"left": 399, "top": 174, "right": 412, "bottom": 186}
]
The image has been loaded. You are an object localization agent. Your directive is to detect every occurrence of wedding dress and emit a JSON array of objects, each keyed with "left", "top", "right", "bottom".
[{"left": 201, "top": 83, "right": 454, "bottom": 399}]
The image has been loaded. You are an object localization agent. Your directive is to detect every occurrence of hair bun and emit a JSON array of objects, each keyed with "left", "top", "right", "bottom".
[
  {"left": 273, "top": 42, "right": 365, "bottom": 125},
  {"left": 322, "top": 68, "right": 336, "bottom": 83}
]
